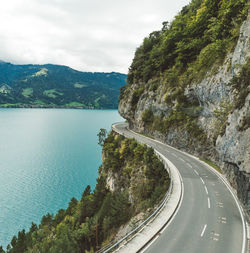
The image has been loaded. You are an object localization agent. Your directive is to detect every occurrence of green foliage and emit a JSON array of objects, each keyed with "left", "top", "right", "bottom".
[
  {"left": 214, "top": 100, "right": 234, "bottom": 138},
  {"left": 43, "top": 89, "right": 63, "bottom": 98},
  {"left": 21, "top": 88, "right": 33, "bottom": 97},
  {"left": 142, "top": 108, "right": 207, "bottom": 142},
  {"left": 102, "top": 132, "right": 170, "bottom": 212},
  {"left": 125, "top": 0, "right": 248, "bottom": 111},
  {"left": 0, "top": 62, "right": 127, "bottom": 109},
  {"left": 229, "top": 58, "right": 250, "bottom": 109},
  {"left": 131, "top": 88, "right": 144, "bottom": 110},
  {"left": 142, "top": 109, "right": 154, "bottom": 126},
  {"left": 199, "top": 158, "right": 222, "bottom": 174},
  {"left": 97, "top": 128, "right": 107, "bottom": 147},
  {"left": 119, "top": 84, "right": 128, "bottom": 101},
  {"left": 6, "top": 132, "right": 169, "bottom": 253}
]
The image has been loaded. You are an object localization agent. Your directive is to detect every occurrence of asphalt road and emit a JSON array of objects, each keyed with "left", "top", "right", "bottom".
[{"left": 113, "top": 122, "right": 246, "bottom": 253}]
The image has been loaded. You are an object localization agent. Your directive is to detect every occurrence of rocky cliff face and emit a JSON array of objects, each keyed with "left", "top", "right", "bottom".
[{"left": 119, "top": 12, "right": 250, "bottom": 214}]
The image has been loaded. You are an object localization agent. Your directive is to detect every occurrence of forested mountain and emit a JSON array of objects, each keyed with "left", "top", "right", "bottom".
[
  {"left": 0, "top": 62, "right": 127, "bottom": 109},
  {"left": 119, "top": 0, "right": 250, "bottom": 212}
]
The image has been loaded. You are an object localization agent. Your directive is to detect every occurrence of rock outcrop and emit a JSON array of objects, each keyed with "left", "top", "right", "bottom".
[{"left": 119, "top": 12, "right": 250, "bottom": 214}]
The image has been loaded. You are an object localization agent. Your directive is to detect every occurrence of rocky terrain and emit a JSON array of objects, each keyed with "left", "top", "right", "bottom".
[{"left": 119, "top": 5, "right": 250, "bottom": 214}]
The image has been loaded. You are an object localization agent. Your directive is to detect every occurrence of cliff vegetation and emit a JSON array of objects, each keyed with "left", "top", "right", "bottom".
[
  {"left": 1, "top": 132, "right": 169, "bottom": 253},
  {"left": 119, "top": 0, "right": 250, "bottom": 213}
]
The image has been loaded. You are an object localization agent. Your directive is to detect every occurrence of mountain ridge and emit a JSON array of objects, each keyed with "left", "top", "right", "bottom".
[{"left": 0, "top": 61, "right": 127, "bottom": 109}]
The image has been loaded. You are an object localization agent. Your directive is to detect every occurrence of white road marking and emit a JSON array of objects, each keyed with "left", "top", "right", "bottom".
[
  {"left": 201, "top": 224, "right": 207, "bottom": 237},
  {"left": 218, "top": 217, "right": 227, "bottom": 224},
  {"left": 217, "top": 202, "right": 224, "bottom": 208},
  {"left": 210, "top": 232, "right": 220, "bottom": 241},
  {"left": 187, "top": 163, "right": 192, "bottom": 168},
  {"left": 140, "top": 234, "right": 160, "bottom": 252},
  {"left": 179, "top": 157, "right": 185, "bottom": 162},
  {"left": 115, "top": 123, "right": 247, "bottom": 253},
  {"left": 140, "top": 159, "right": 185, "bottom": 253},
  {"left": 208, "top": 198, "right": 211, "bottom": 209},
  {"left": 204, "top": 186, "right": 208, "bottom": 195},
  {"left": 172, "top": 153, "right": 177, "bottom": 157},
  {"left": 200, "top": 177, "right": 205, "bottom": 185},
  {"left": 194, "top": 169, "right": 199, "bottom": 176}
]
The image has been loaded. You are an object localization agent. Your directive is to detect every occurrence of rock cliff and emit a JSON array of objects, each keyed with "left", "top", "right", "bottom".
[{"left": 119, "top": 9, "right": 250, "bottom": 214}]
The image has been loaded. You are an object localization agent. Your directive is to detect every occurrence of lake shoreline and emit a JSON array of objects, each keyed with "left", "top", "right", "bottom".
[
  {"left": 0, "top": 104, "right": 118, "bottom": 110},
  {"left": 0, "top": 109, "right": 123, "bottom": 248}
]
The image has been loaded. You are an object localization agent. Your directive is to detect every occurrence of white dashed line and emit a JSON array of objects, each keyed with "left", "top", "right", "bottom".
[
  {"left": 201, "top": 224, "right": 207, "bottom": 237},
  {"left": 179, "top": 157, "right": 185, "bottom": 162},
  {"left": 194, "top": 169, "right": 199, "bottom": 176},
  {"left": 200, "top": 177, "right": 205, "bottom": 185},
  {"left": 208, "top": 198, "right": 211, "bottom": 209},
  {"left": 210, "top": 232, "right": 220, "bottom": 241},
  {"left": 187, "top": 163, "right": 192, "bottom": 168},
  {"left": 171, "top": 153, "right": 177, "bottom": 157},
  {"left": 218, "top": 202, "right": 224, "bottom": 208},
  {"left": 204, "top": 186, "right": 208, "bottom": 195}
]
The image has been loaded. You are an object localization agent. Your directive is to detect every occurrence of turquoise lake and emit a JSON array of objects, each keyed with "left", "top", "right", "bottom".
[{"left": 0, "top": 108, "right": 123, "bottom": 248}]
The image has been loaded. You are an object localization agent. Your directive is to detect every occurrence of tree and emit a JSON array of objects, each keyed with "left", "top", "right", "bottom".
[
  {"left": 81, "top": 185, "right": 91, "bottom": 201},
  {"left": 97, "top": 128, "right": 107, "bottom": 146},
  {"left": 0, "top": 246, "right": 4, "bottom": 253}
]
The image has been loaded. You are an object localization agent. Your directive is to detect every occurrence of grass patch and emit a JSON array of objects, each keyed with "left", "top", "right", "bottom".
[
  {"left": 0, "top": 103, "right": 22, "bottom": 107},
  {"left": 22, "top": 88, "right": 33, "bottom": 97},
  {"left": 34, "top": 100, "right": 46, "bottom": 105},
  {"left": 43, "top": 89, "right": 63, "bottom": 98},
  {"left": 94, "top": 97, "right": 101, "bottom": 107},
  {"left": 65, "top": 101, "right": 84, "bottom": 107},
  {"left": 74, "top": 83, "right": 88, "bottom": 88},
  {"left": 32, "top": 68, "right": 48, "bottom": 77},
  {"left": 199, "top": 158, "right": 223, "bottom": 174}
]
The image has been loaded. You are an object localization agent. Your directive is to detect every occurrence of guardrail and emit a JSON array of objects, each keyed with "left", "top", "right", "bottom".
[{"left": 96, "top": 124, "right": 173, "bottom": 253}]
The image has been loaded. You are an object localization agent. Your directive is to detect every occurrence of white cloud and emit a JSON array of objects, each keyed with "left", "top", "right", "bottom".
[{"left": 0, "top": 0, "right": 190, "bottom": 73}]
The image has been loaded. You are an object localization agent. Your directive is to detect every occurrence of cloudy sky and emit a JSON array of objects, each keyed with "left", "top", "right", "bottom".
[{"left": 1, "top": 0, "right": 190, "bottom": 74}]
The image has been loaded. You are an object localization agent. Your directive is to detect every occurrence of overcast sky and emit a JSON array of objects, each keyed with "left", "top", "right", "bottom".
[{"left": 1, "top": 0, "right": 190, "bottom": 74}]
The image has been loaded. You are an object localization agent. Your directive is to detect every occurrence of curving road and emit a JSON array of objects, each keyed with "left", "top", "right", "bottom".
[{"left": 113, "top": 122, "right": 247, "bottom": 253}]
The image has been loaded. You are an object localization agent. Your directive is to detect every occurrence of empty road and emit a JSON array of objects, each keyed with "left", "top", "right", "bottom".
[{"left": 113, "top": 122, "right": 246, "bottom": 253}]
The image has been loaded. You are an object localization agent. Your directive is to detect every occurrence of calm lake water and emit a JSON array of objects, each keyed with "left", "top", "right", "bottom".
[{"left": 0, "top": 108, "right": 123, "bottom": 248}]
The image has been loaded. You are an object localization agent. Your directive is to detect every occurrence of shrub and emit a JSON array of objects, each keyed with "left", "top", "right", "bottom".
[{"left": 142, "top": 109, "right": 154, "bottom": 126}]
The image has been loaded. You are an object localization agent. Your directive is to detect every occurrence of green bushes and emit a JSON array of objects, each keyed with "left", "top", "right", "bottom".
[
  {"left": 142, "top": 109, "right": 154, "bottom": 126},
  {"left": 230, "top": 58, "right": 250, "bottom": 109},
  {"left": 131, "top": 88, "right": 144, "bottom": 110},
  {"left": 141, "top": 108, "right": 207, "bottom": 142},
  {"left": 198, "top": 40, "right": 227, "bottom": 68},
  {"left": 102, "top": 132, "right": 170, "bottom": 211},
  {"left": 4, "top": 132, "right": 169, "bottom": 253},
  {"left": 214, "top": 100, "right": 234, "bottom": 138},
  {"left": 126, "top": 0, "right": 248, "bottom": 101}
]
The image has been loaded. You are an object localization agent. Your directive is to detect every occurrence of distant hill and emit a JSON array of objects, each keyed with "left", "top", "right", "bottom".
[{"left": 0, "top": 61, "right": 127, "bottom": 109}]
